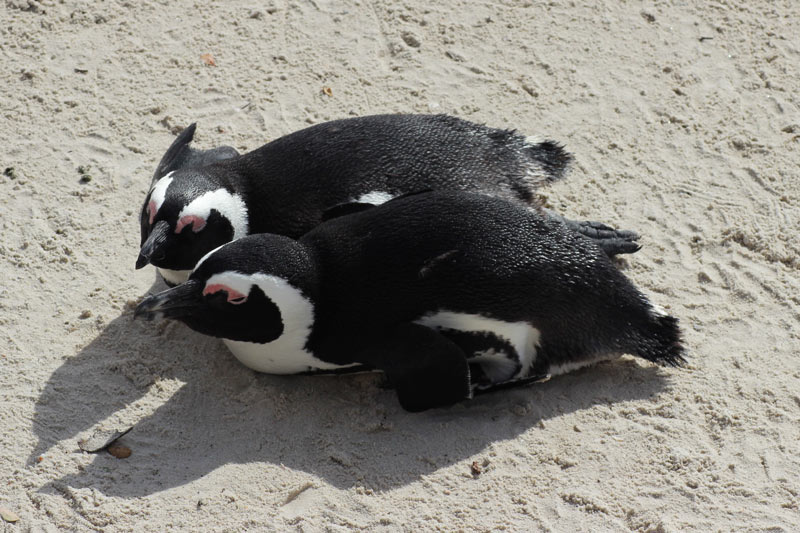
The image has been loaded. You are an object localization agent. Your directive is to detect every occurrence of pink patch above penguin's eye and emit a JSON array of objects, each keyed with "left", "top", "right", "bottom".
[
  {"left": 175, "top": 215, "right": 207, "bottom": 234},
  {"left": 203, "top": 284, "right": 248, "bottom": 305},
  {"left": 147, "top": 201, "right": 157, "bottom": 225}
]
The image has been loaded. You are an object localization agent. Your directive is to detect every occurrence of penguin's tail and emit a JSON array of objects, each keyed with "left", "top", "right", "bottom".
[
  {"left": 630, "top": 306, "right": 687, "bottom": 367},
  {"left": 521, "top": 138, "right": 574, "bottom": 187}
]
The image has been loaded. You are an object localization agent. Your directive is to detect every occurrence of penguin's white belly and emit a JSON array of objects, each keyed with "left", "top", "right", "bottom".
[
  {"left": 158, "top": 267, "right": 192, "bottom": 285},
  {"left": 547, "top": 355, "right": 618, "bottom": 376},
  {"left": 414, "top": 311, "right": 541, "bottom": 383},
  {"left": 222, "top": 338, "right": 357, "bottom": 374}
]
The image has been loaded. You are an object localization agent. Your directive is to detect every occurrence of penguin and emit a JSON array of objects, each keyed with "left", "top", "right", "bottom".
[
  {"left": 136, "top": 114, "right": 641, "bottom": 285},
  {"left": 135, "top": 190, "right": 684, "bottom": 412}
]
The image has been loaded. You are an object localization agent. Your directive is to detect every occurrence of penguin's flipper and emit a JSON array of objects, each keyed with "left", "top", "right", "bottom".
[
  {"left": 152, "top": 123, "right": 240, "bottom": 182},
  {"left": 358, "top": 323, "right": 471, "bottom": 412},
  {"left": 321, "top": 190, "right": 437, "bottom": 222},
  {"left": 321, "top": 202, "right": 377, "bottom": 222},
  {"left": 543, "top": 209, "right": 642, "bottom": 256}
]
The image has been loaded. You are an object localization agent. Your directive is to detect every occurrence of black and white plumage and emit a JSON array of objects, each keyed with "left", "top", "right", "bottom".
[
  {"left": 136, "top": 114, "right": 640, "bottom": 285},
  {"left": 135, "top": 191, "right": 684, "bottom": 412}
]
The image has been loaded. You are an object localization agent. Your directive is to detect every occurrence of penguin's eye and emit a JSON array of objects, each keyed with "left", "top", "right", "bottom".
[
  {"left": 175, "top": 215, "right": 207, "bottom": 234},
  {"left": 203, "top": 283, "right": 248, "bottom": 305}
]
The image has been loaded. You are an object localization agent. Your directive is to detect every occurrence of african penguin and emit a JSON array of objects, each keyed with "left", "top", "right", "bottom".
[
  {"left": 137, "top": 114, "right": 641, "bottom": 285},
  {"left": 135, "top": 190, "right": 684, "bottom": 412}
]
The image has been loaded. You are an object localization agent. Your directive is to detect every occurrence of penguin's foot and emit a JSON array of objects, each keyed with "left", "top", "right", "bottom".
[
  {"left": 543, "top": 209, "right": 642, "bottom": 256},
  {"left": 573, "top": 220, "right": 642, "bottom": 256},
  {"left": 470, "top": 370, "right": 551, "bottom": 395}
]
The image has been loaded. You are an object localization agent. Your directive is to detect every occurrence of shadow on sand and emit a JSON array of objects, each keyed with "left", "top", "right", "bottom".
[{"left": 30, "top": 282, "right": 676, "bottom": 497}]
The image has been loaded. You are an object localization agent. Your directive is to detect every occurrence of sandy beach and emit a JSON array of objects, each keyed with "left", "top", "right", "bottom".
[{"left": 2, "top": 0, "right": 799, "bottom": 531}]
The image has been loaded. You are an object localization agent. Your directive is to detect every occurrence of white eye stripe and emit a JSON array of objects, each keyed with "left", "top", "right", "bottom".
[
  {"left": 177, "top": 188, "right": 249, "bottom": 240},
  {"left": 205, "top": 271, "right": 313, "bottom": 331},
  {"left": 148, "top": 173, "right": 175, "bottom": 218}
]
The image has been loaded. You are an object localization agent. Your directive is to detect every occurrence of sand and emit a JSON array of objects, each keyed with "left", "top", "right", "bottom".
[{"left": 1, "top": 0, "right": 799, "bottom": 531}]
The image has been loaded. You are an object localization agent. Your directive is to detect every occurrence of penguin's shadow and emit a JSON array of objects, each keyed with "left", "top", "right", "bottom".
[{"left": 32, "top": 282, "right": 675, "bottom": 497}]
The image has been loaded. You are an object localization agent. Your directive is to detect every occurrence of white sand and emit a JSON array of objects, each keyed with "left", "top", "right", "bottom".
[{"left": 2, "top": 1, "right": 799, "bottom": 531}]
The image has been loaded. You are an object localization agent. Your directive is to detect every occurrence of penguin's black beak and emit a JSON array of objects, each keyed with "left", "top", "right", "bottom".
[
  {"left": 136, "top": 220, "right": 171, "bottom": 269},
  {"left": 134, "top": 279, "right": 203, "bottom": 321}
]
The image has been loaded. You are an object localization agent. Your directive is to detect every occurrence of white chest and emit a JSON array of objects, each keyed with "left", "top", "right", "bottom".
[
  {"left": 158, "top": 267, "right": 192, "bottom": 285},
  {"left": 222, "top": 338, "right": 356, "bottom": 374}
]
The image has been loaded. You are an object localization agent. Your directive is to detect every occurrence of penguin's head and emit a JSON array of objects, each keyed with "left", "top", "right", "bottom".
[
  {"left": 136, "top": 170, "right": 249, "bottom": 272},
  {"left": 134, "top": 234, "right": 318, "bottom": 344}
]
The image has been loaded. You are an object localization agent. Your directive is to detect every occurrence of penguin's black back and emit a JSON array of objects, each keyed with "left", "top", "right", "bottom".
[
  {"left": 298, "top": 191, "right": 682, "bottom": 370},
  {"left": 219, "top": 114, "right": 571, "bottom": 238}
]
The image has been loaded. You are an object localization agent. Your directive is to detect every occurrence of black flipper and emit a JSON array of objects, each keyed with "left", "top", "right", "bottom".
[
  {"left": 321, "top": 190, "right": 436, "bottom": 222},
  {"left": 152, "top": 123, "right": 240, "bottom": 182},
  {"left": 386, "top": 189, "right": 434, "bottom": 202},
  {"left": 321, "top": 202, "right": 378, "bottom": 222},
  {"left": 543, "top": 209, "right": 642, "bottom": 256},
  {"left": 358, "top": 323, "right": 472, "bottom": 412}
]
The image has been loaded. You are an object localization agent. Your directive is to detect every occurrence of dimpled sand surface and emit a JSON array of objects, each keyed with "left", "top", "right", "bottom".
[{"left": 1, "top": 1, "right": 798, "bottom": 531}]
